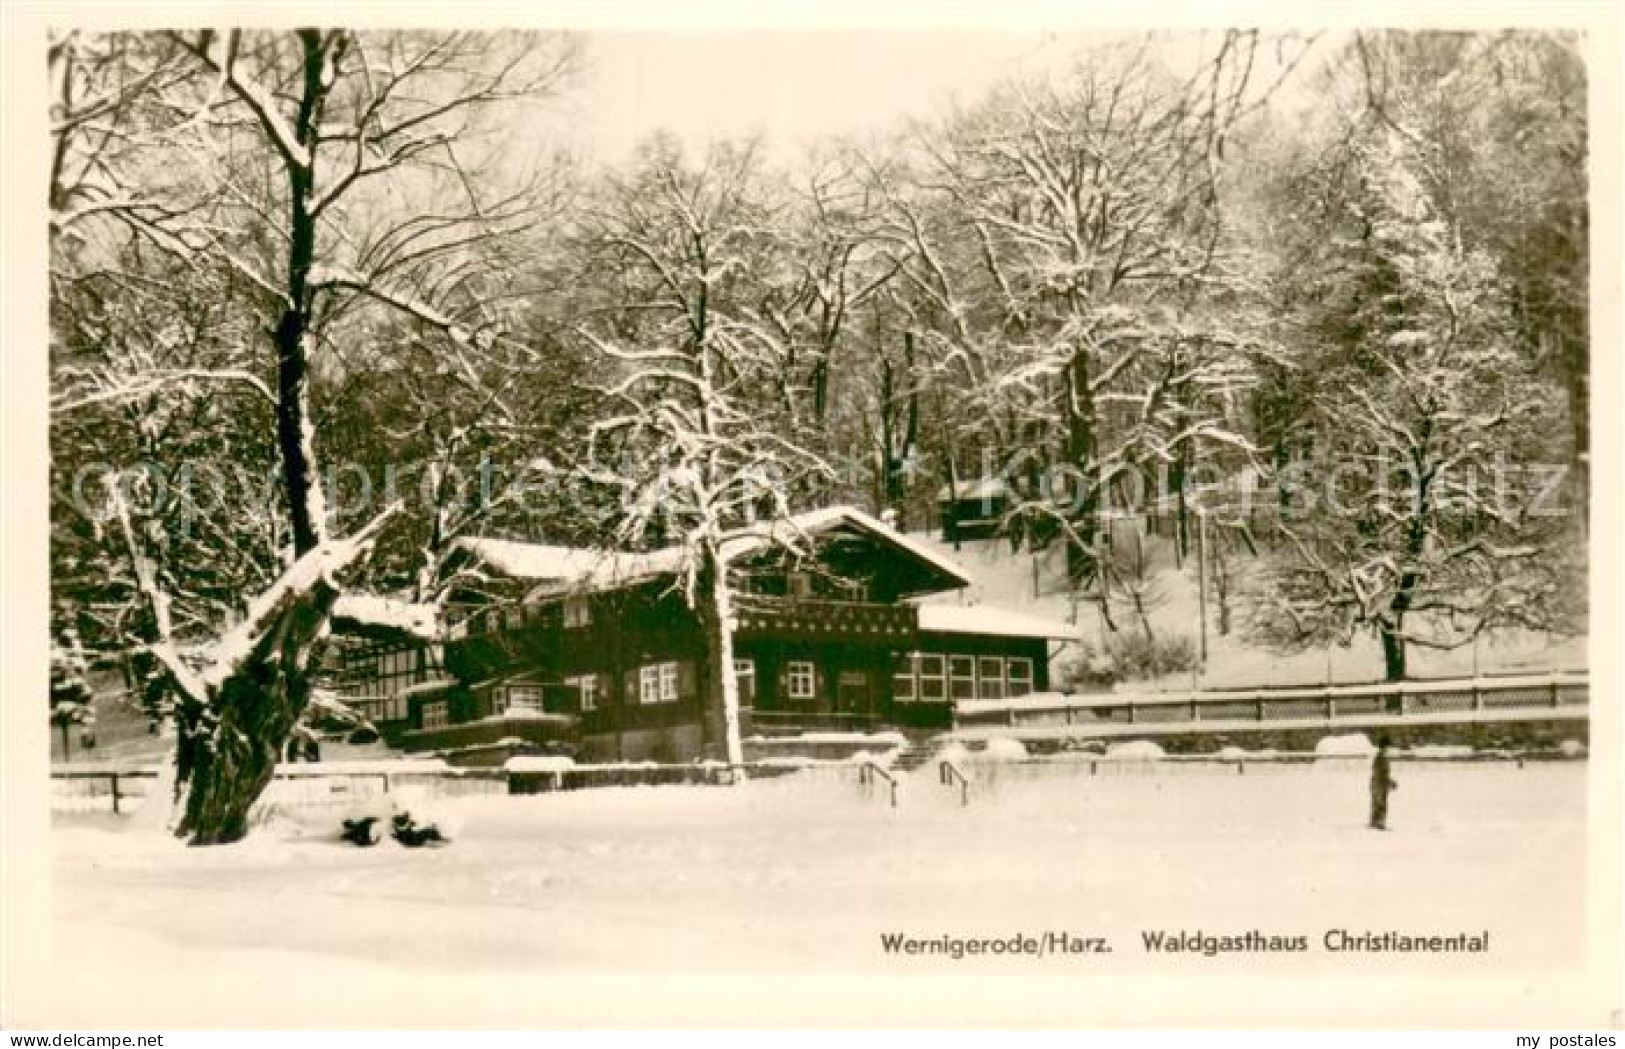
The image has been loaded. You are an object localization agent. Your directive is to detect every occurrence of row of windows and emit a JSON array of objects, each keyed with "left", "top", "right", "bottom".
[
  {"left": 469, "top": 595, "right": 593, "bottom": 635},
  {"left": 407, "top": 652, "right": 1035, "bottom": 727},
  {"left": 893, "top": 653, "right": 1033, "bottom": 703}
]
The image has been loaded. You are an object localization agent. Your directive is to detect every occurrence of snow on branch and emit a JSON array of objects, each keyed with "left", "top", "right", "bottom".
[{"left": 199, "top": 502, "right": 401, "bottom": 693}]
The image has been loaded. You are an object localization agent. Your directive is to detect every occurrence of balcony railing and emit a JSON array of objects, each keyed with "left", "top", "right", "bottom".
[{"left": 733, "top": 596, "right": 917, "bottom": 643}]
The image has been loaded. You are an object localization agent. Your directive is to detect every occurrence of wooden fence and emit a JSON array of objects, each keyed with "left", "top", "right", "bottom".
[{"left": 952, "top": 671, "right": 1589, "bottom": 736}]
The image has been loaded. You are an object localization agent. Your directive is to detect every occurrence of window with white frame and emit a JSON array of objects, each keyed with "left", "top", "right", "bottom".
[
  {"left": 567, "top": 674, "right": 598, "bottom": 711},
  {"left": 949, "top": 655, "right": 976, "bottom": 701},
  {"left": 979, "top": 656, "right": 1007, "bottom": 700},
  {"left": 563, "top": 595, "right": 591, "bottom": 629},
  {"left": 421, "top": 701, "right": 449, "bottom": 730},
  {"left": 918, "top": 654, "right": 946, "bottom": 701},
  {"left": 786, "top": 660, "right": 816, "bottom": 701},
  {"left": 892, "top": 653, "right": 918, "bottom": 702},
  {"left": 1007, "top": 657, "right": 1034, "bottom": 697},
  {"left": 505, "top": 684, "right": 543, "bottom": 712},
  {"left": 504, "top": 605, "right": 525, "bottom": 632},
  {"left": 639, "top": 662, "right": 679, "bottom": 704}
]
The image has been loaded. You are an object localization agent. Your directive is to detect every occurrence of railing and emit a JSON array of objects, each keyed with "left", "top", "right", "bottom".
[
  {"left": 857, "top": 760, "right": 899, "bottom": 808},
  {"left": 954, "top": 671, "right": 1589, "bottom": 735},
  {"left": 745, "top": 708, "right": 887, "bottom": 735},
  {"left": 51, "top": 764, "right": 508, "bottom": 815},
  {"left": 733, "top": 596, "right": 917, "bottom": 642},
  {"left": 938, "top": 760, "right": 970, "bottom": 806},
  {"left": 52, "top": 768, "right": 158, "bottom": 814}
]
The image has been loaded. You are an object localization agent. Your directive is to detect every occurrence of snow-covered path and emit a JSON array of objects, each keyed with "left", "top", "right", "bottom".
[{"left": 46, "top": 761, "right": 1586, "bottom": 989}]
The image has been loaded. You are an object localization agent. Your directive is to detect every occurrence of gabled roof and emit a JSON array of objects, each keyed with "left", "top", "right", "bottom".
[
  {"left": 721, "top": 506, "right": 973, "bottom": 589},
  {"left": 451, "top": 538, "right": 686, "bottom": 591},
  {"left": 454, "top": 505, "right": 974, "bottom": 598}
]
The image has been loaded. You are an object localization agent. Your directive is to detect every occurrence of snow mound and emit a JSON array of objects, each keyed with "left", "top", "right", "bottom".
[
  {"left": 974, "top": 738, "right": 1029, "bottom": 762},
  {"left": 1106, "top": 740, "right": 1165, "bottom": 761},
  {"left": 1558, "top": 739, "right": 1586, "bottom": 758},
  {"left": 1315, "top": 733, "right": 1375, "bottom": 757}
]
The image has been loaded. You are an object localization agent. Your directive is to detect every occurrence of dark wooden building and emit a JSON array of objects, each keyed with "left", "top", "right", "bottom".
[
  {"left": 333, "top": 507, "right": 1077, "bottom": 765},
  {"left": 936, "top": 477, "right": 1012, "bottom": 543}
]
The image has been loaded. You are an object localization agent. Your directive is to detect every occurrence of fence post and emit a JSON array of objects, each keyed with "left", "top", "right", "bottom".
[
  {"left": 1256, "top": 695, "right": 1266, "bottom": 722},
  {"left": 1551, "top": 681, "right": 1560, "bottom": 709},
  {"left": 1127, "top": 703, "right": 1137, "bottom": 724},
  {"left": 110, "top": 773, "right": 121, "bottom": 815}
]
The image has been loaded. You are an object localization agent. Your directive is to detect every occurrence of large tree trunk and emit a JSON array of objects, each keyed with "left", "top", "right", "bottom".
[
  {"left": 175, "top": 579, "right": 342, "bottom": 844},
  {"left": 695, "top": 545, "right": 744, "bottom": 766},
  {"left": 172, "top": 509, "right": 396, "bottom": 844},
  {"left": 1381, "top": 571, "right": 1419, "bottom": 686},
  {"left": 174, "top": 31, "right": 336, "bottom": 844},
  {"left": 1380, "top": 625, "right": 1407, "bottom": 684},
  {"left": 1063, "top": 346, "right": 1099, "bottom": 584}
]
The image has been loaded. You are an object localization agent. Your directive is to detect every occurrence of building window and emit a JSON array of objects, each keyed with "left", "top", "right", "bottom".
[
  {"left": 346, "top": 645, "right": 421, "bottom": 721},
  {"left": 504, "top": 605, "right": 525, "bottom": 632},
  {"left": 567, "top": 674, "right": 598, "bottom": 711},
  {"left": 421, "top": 701, "right": 449, "bottom": 730},
  {"left": 892, "top": 653, "right": 918, "bottom": 702},
  {"left": 949, "top": 655, "right": 976, "bottom": 701},
  {"left": 979, "top": 657, "right": 1007, "bottom": 700},
  {"left": 733, "top": 659, "right": 756, "bottom": 705},
  {"left": 786, "top": 660, "right": 816, "bottom": 701},
  {"left": 640, "top": 662, "right": 679, "bottom": 704},
  {"left": 787, "top": 572, "right": 813, "bottom": 599},
  {"left": 1008, "top": 657, "right": 1034, "bottom": 697},
  {"left": 918, "top": 654, "right": 946, "bottom": 701},
  {"left": 563, "top": 595, "right": 591, "bottom": 629},
  {"left": 505, "top": 684, "right": 543, "bottom": 712}
]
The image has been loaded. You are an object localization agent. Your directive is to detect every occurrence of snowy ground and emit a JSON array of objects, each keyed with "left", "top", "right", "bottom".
[{"left": 44, "top": 760, "right": 1586, "bottom": 1006}]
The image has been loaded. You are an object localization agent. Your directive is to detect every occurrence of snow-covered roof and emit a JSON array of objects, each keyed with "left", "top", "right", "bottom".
[
  {"left": 456, "top": 505, "right": 973, "bottom": 596},
  {"left": 331, "top": 594, "right": 441, "bottom": 640},
  {"left": 452, "top": 538, "right": 686, "bottom": 588},
  {"left": 935, "top": 477, "right": 1012, "bottom": 503},
  {"left": 915, "top": 603, "right": 1080, "bottom": 641},
  {"left": 724, "top": 506, "right": 973, "bottom": 589}
]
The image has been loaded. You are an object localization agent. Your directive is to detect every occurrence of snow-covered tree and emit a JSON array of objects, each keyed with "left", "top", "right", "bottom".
[
  {"left": 50, "top": 629, "right": 96, "bottom": 761},
  {"left": 48, "top": 29, "right": 581, "bottom": 843},
  {"left": 576, "top": 136, "right": 833, "bottom": 764},
  {"left": 1248, "top": 134, "right": 1579, "bottom": 680},
  {"left": 893, "top": 34, "right": 1296, "bottom": 592}
]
